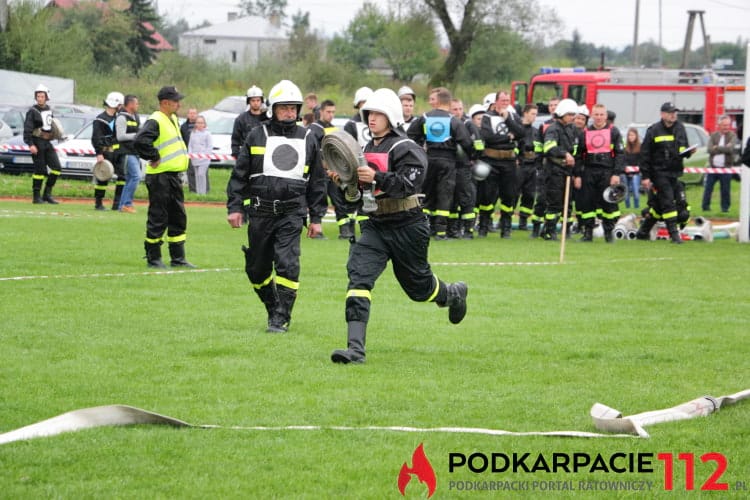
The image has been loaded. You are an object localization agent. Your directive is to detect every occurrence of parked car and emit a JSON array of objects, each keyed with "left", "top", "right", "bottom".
[
  {"left": 0, "top": 112, "right": 105, "bottom": 179},
  {"left": 198, "top": 108, "right": 237, "bottom": 168},
  {"left": 0, "top": 118, "right": 13, "bottom": 143},
  {"left": 0, "top": 104, "right": 28, "bottom": 137},
  {"left": 212, "top": 96, "right": 247, "bottom": 114}
]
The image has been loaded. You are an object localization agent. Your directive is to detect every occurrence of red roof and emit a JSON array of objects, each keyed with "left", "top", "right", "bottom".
[
  {"left": 143, "top": 21, "right": 173, "bottom": 51},
  {"left": 48, "top": 0, "right": 173, "bottom": 51}
]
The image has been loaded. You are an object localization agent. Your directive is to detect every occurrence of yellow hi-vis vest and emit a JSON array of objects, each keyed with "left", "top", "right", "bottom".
[{"left": 146, "top": 111, "right": 189, "bottom": 174}]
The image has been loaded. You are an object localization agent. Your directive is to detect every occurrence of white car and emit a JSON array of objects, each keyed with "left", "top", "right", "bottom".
[{"left": 197, "top": 108, "right": 237, "bottom": 168}]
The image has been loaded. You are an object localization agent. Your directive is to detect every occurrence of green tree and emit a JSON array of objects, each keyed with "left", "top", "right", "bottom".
[
  {"left": 125, "top": 0, "right": 160, "bottom": 74},
  {"left": 238, "top": 0, "right": 287, "bottom": 21},
  {"left": 378, "top": 11, "right": 440, "bottom": 82},
  {"left": 328, "top": 2, "right": 387, "bottom": 70},
  {"left": 567, "top": 29, "right": 586, "bottom": 66},
  {"left": 287, "top": 9, "right": 319, "bottom": 63},
  {"left": 422, "top": 0, "right": 560, "bottom": 87},
  {"left": 460, "top": 26, "right": 535, "bottom": 84},
  {"left": 0, "top": 0, "right": 93, "bottom": 77}
]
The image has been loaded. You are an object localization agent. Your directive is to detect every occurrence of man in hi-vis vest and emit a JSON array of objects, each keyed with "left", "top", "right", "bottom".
[{"left": 134, "top": 86, "right": 195, "bottom": 269}]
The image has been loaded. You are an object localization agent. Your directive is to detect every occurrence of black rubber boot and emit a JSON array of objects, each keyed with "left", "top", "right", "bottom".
[
  {"left": 331, "top": 321, "right": 367, "bottom": 364},
  {"left": 518, "top": 215, "right": 528, "bottom": 231},
  {"left": 112, "top": 184, "right": 124, "bottom": 210},
  {"left": 530, "top": 221, "right": 541, "bottom": 238},
  {"left": 267, "top": 286, "right": 296, "bottom": 333},
  {"left": 477, "top": 213, "right": 490, "bottom": 238},
  {"left": 543, "top": 217, "right": 559, "bottom": 241},
  {"left": 580, "top": 224, "right": 593, "bottom": 242},
  {"left": 144, "top": 242, "right": 167, "bottom": 268},
  {"left": 461, "top": 219, "right": 474, "bottom": 239},
  {"left": 446, "top": 218, "right": 460, "bottom": 239},
  {"left": 500, "top": 213, "right": 512, "bottom": 239},
  {"left": 666, "top": 220, "right": 683, "bottom": 244},
  {"left": 635, "top": 216, "right": 656, "bottom": 240},
  {"left": 32, "top": 178, "right": 44, "bottom": 204},
  {"left": 603, "top": 221, "right": 615, "bottom": 243},
  {"left": 95, "top": 196, "right": 105, "bottom": 211},
  {"left": 42, "top": 185, "right": 59, "bottom": 204},
  {"left": 442, "top": 281, "right": 468, "bottom": 324},
  {"left": 169, "top": 241, "right": 196, "bottom": 268}
]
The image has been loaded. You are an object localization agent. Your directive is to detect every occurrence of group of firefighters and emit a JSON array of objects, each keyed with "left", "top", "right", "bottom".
[{"left": 312, "top": 85, "right": 695, "bottom": 245}]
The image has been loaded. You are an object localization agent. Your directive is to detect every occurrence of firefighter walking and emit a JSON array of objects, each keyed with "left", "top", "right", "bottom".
[{"left": 227, "top": 80, "right": 328, "bottom": 333}]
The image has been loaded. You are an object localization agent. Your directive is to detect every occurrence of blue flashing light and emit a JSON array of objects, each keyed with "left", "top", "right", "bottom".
[{"left": 539, "top": 66, "right": 587, "bottom": 74}]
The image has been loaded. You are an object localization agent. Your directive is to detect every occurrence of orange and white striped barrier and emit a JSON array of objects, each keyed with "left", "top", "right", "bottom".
[
  {"left": 0, "top": 143, "right": 234, "bottom": 161},
  {"left": 624, "top": 165, "right": 741, "bottom": 174}
]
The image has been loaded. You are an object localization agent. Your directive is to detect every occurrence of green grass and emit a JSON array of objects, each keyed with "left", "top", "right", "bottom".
[{"left": 0, "top": 198, "right": 748, "bottom": 498}]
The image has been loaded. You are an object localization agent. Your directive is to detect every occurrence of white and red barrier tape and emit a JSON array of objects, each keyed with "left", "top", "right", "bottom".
[
  {"left": 0, "top": 143, "right": 235, "bottom": 161},
  {"left": 624, "top": 165, "right": 740, "bottom": 174}
]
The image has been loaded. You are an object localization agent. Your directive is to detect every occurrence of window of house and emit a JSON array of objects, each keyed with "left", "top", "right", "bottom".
[
  {"left": 204, "top": 39, "right": 216, "bottom": 44},
  {"left": 231, "top": 51, "right": 237, "bottom": 63}
]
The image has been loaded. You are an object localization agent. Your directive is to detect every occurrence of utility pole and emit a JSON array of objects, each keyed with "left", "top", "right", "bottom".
[
  {"left": 681, "top": 10, "right": 711, "bottom": 68},
  {"left": 658, "top": 0, "right": 663, "bottom": 67},
  {"left": 632, "top": 0, "right": 640, "bottom": 66}
]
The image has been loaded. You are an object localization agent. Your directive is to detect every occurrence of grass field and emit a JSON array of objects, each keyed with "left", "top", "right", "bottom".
[{"left": 0, "top": 194, "right": 748, "bottom": 498}]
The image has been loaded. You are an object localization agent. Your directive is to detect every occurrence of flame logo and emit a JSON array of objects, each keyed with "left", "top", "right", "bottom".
[{"left": 398, "top": 443, "right": 436, "bottom": 498}]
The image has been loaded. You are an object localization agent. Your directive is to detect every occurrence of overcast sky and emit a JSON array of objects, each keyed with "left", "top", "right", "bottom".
[{"left": 155, "top": 0, "right": 749, "bottom": 51}]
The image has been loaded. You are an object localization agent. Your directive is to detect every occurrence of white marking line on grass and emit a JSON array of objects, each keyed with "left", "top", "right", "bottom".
[
  {"left": 433, "top": 257, "right": 673, "bottom": 266},
  {"left": 0, "top": 209, "right": 104, "bottom": 219},
  {"left": 196, "top": 424, "right": 635, "bottom": 439},
  {"left": 0, "top": 268, "right": 238, "bottom": 282}
]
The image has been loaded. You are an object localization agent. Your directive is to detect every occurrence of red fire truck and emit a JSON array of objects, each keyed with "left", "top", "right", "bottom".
[{"left": 511, "top": 67, "right": 745, "bottom": 131}]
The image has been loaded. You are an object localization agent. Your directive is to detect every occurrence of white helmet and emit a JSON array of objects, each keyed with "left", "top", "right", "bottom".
[
  {"left": 468, "top": 104, "right": 485, "bottom": 118},
  {"left": 482, "top": 92, "right": 496, "bottom": 110},
  {"left": 353, "top": 86, "right": 373, "bottom": 108},
  {"left": 360, "top": 88, "right": 403, "bottom": 129},
  {"left": 577, "top": 104, "right": 590, "bottom": 117},
  {"left": 246, "top": 85, "right": 263, "bottom": 99},
  {"left": 104, "top": 91, "right": 125, "bottom": 108},
  {"left": 472, "top": 160, "right": 491, "bottom": 181},
  {"left": 555, "top": 98, "right": 578, "bottom": 117},
  {"left": 266, "top": 79, "right": 303, "bottom": 119},
  {"left": 397, "top": 85, "right": 415, "bottom": 99},
  {"left": 34, "top": 84, "right": 51, "bottom": 99}
]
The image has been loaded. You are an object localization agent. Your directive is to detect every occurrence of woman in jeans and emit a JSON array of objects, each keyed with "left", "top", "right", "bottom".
[
  {"left": 621, "top": 127, "right": 641, "bottom": 209},
  {"left": 115, "top": 94, "right": 142, "bottom": 213}
]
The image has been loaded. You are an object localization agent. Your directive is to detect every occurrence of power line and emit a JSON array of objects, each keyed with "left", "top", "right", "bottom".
[{"left": 705, "top": 0, "right": 750, "bottom": 10}]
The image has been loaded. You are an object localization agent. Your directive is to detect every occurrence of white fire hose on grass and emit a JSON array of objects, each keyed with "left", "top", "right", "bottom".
[{"left": 1, "top": 389, "right": 748, "bottom": 445}]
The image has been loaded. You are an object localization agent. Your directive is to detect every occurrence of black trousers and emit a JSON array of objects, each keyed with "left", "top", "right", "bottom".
[
  {"left": 477, "top": 160, "right": 517, "bottom": 216},
  {"left": 346, "top": 216, "right": 438, "bottom": 324},
  {"left": 516, "top": 163, "right": 537, "bottom": 217},
  {"left": 451, "top": 166, "right": 476, "bottom": 217},
  {"left": 422, "top": 155, "right": 456, "bottom": 234},
  {"left": 145, "top": 172, "right": 186, "bottom": 243},
  {"left": 244, "top": 213, "right": 304, "bottom": 287},
  {"left": 578, "top": 167, "right": 620, "bottom": 228}
]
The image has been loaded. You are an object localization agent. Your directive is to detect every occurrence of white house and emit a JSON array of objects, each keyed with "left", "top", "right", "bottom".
[{"left": 179, "top": 15, "right": 288, "bottom": 66}]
